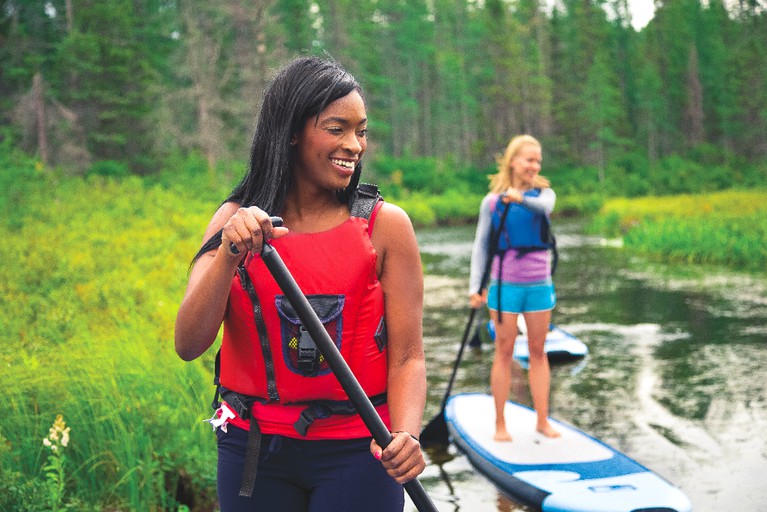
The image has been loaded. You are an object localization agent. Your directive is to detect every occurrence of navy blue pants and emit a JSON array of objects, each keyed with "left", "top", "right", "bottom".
[{"left": 216, "top": 425, "right": 405, "bottom": 512}]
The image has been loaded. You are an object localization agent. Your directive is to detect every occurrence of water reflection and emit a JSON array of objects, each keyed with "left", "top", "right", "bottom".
[{"left": 408, "top": 220, "right": 767, "bottom": 512}]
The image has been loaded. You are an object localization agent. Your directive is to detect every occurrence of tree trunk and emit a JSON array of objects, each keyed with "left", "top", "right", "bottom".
[
  {"left": 684, "top": 44, "right": 705, "bottom": 148},
  {"left": 33, "top": 72, "right": 49, "bottom": 165},
  {"left": 65, "top": 0, "right": 73, "bottom": 32}
]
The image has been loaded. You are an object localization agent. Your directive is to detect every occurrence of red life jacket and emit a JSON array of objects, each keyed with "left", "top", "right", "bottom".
[{"left": 219, "top": 189, "right": 388, "bottom": 439}]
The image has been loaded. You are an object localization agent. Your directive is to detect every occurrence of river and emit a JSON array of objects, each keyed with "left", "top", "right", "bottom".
[{"left": 406, "top": 220, "right": 767, "bottom": 512}]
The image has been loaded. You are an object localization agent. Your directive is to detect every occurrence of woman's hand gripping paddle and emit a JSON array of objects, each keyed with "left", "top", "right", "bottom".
[{"left": 259, "top": 240, "right": 439, "bottom": 512}]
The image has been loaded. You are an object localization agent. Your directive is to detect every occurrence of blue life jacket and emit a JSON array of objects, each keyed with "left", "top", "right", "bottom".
[
  {"left": 490, "top": 189, "right": 554, "bottom": 253},
  {"left": 488, "top": 190, "right": 558, "bottom": 323}
]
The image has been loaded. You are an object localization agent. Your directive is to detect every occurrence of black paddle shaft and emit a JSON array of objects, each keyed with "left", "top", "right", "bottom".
[
  {"left": 259, "top": 242, "right": 439, "bottom": 512},
  {"left": 420, "top": 200, "right": 512, "bottom": 446}
]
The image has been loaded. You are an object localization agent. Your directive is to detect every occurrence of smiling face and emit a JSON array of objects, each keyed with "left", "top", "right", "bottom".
[
  {"left": 292, "top": 90, "right": 368, "bottom": 193},
  {"left": 509, "top": 142, "right": 542, "bottom": 189}
]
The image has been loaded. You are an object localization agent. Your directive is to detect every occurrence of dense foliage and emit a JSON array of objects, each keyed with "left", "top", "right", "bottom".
[
  {"left": 0, "top": 150, "right": 219, "bottom": 510},
  {"left": 1, "top": 0, "right": 766, "bottom": 183},
  {"left": 590, "top": 191, "right": 767, "bottom": 271}
]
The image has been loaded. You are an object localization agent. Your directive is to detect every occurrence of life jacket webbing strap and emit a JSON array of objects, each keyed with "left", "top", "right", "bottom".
[
  {"left": 350, "top": 182, "right": 381, "bottom": 219},
  {"left": 490, "top": 202, "right": 511, "bottom": 324},
  {"left": 211, "top": 350, "right": 222, "bottom": 409},
  {"left": 550, "top": 232, "right": 559, "bottom": 276},
  {"left": 237, "top": 265, "right": 280, "bottom": 401},
  {"left": 293, "top": 393, "right": 387, "bottom": 436},
  {"left": 215, "top": 386, "right": 264, "bottom": 498},
  {"left": 238, "top": 417, "right": 262, "bottom": 497}
]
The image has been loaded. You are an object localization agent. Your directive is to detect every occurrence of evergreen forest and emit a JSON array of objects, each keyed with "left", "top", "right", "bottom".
[{"left": 2, "top": 0, "right": 767, "bottom": 199}]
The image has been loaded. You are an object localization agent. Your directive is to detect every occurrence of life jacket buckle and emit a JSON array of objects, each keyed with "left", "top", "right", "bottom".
[
  {"left": 294, "top": 403, "right": 332, "bottom": 436},
  {"left": 297, "top": 326, "right": 319, "bottom": 375}
]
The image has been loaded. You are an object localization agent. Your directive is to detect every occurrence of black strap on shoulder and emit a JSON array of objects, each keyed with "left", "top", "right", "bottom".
[{"left": 350, "top": 183, "right": 382, "bottom": 219}]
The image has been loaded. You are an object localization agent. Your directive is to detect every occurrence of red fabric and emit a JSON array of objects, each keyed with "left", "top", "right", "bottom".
[{"left": 220, "top": 211, "right": 388, "bottom": 439}]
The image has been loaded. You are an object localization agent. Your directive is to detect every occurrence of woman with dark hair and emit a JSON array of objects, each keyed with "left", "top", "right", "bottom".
[{"left": 175, "top": 56, "right": 426, "bottom": 511}]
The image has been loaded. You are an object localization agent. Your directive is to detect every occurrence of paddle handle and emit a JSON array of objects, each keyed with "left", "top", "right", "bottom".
[
  {"left": 229, "top": 216, "right": 283, "bottom": 254},
  {"left": 260, "top": 243, "right": 438, "bottom": 512}
]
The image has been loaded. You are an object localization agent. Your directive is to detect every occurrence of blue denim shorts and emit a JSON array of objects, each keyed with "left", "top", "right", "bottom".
[{"left": 487, "top": 280, "right": 556, "bottom": 314}]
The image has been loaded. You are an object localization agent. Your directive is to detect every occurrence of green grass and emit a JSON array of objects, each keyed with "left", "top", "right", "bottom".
[
  {"left": 0, "top": 155, "right": 219, "bottom": 510},
  {"left": 590, "top": 190, "right": 767, "bottom": 271}
]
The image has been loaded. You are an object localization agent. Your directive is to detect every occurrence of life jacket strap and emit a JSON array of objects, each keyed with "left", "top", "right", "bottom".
[
  {"left": 496, "top": 249, "right": 507, "bottom": 324},
  {"left": 237, "top": 265, "right": 280, "bottom": 401},
  {"left": 351, "top": 182, "right": 382, "bottom": 219},
  {"left": 293, "top": 393, "right": 388, "bottom": 436},
  {"left": 238, "top": 415, "right": 262, "bottom": 497},
  {"left": 214, "top": 387, "right": 265, "bottom": 497},
  {"left": 219, "top": 386, "right": 388, "bottom": 437}
]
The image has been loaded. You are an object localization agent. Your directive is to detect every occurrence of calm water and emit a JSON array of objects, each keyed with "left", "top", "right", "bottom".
[{"left": 406, "top": 220, "right": 767, "bottom": 512}]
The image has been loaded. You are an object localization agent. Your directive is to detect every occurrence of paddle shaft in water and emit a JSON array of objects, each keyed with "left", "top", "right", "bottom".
[
  {"left": 260, "top": 242, "right": 439, "bottom": 512},
  {"left": 420, "top": 201, "right": 511, "bottom": 446}
]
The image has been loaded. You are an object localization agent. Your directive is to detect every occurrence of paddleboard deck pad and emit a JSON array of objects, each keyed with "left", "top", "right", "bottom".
[{"left": 445, "top": 393, "right": 691, "bottom": 512}]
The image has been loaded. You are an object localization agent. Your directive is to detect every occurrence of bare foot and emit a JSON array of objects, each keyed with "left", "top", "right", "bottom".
[
  {"left": 536, "top": 423, "right": 561, "bottom": 438},
  {"left": 494, "top": 428, "right": 512, "bottom": 442}
]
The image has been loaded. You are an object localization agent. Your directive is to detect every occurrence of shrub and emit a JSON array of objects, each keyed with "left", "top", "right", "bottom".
[
  {"left": 590, "top": 190, "right": 767, "bottom": 271},
  {"left": 87, "top": 159, "right": 130, "bottom": 178}
]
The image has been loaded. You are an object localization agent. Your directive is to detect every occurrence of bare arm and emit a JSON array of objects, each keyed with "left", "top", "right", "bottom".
[
  {"left": 174, "top": 203, "right": 288, "bottom": 361},
  {"left": 369, "top": 202, "right": 427, "bottom": 483}
]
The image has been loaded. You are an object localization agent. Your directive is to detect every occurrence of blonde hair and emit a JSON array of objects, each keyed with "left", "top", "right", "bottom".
[{"left": 489, "top": 134, "right": 550, "bottom": 193}]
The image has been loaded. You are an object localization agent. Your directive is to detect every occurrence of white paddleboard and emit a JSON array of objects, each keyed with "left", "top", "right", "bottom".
[{"left": 445, "top": 393, "right": 691, "bottom": 512}]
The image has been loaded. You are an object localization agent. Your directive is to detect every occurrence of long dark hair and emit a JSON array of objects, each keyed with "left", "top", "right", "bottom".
[{"left": 193, "top": 56, "right": 365, "bottom": 262}]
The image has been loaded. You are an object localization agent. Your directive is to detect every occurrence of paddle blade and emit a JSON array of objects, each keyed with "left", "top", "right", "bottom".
[
  {"left": 419, "top": 411, "right": 449, "bottom": 447},
  {"left": 468, "top": 328, "right": 482, "bottom": 348}
]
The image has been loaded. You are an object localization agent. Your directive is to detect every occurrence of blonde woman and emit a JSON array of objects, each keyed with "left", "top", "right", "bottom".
[{"left": 468, "top": 134, "right": 560, "bottom": 441}]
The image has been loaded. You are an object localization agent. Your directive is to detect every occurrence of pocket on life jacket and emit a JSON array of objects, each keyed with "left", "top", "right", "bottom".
[{"left": 275, "top": 294, "right": 345, "bottom": 377}]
